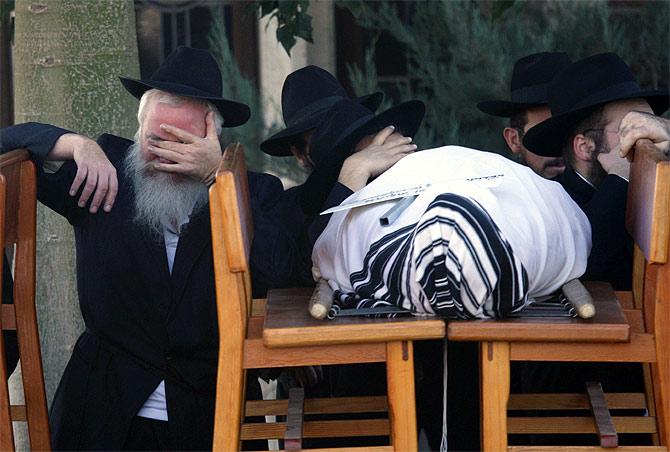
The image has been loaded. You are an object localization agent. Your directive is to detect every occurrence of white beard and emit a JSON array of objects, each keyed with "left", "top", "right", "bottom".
[{"left": 123, "top": 142, "right": 208, "bottom": 237}]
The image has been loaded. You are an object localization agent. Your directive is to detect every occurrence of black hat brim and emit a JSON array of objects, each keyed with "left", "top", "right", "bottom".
[
  {"left": 119, "top": 77, "right": 251, "bottom": 128},
  {"left": 477, "top": 100, "right": 546, "bottom": 117},
  {"left": 299, "top": 100, "right": 425, "bottom": 214},
  {"left": 260, "top": 92, "right": 384, "bottom": 157},
  {"left": 524, "top": 90, "right": 669, "bottom": 157},
  {"left": 333, "top": 100, "right": 426, "bottom": 159}
]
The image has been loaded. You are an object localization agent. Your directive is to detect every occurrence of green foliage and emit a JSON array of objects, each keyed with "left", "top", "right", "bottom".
[
  {"left": 208, "top": 4, "right": 304, "bottom": 182},
  {"left": 340, "top": 0, "right": 669, "bottom": 155},
  {"left": 256, "top": 0, "right": 313, "bottom": 56}
]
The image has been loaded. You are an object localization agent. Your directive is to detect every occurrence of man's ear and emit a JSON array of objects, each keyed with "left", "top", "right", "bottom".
[
  {"left": 290, "top": 145, "right": 309, "bottom": 168},
  {"left": 503, "top": 127, "right": 523, "bottom": 155},
  {"left": 572, "top": 134, "right": 596, "bottom": 162}
]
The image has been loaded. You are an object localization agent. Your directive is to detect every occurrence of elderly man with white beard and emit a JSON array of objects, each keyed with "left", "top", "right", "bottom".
[{"left": 0, "top": 47, "right": 300, "bottom": 450}]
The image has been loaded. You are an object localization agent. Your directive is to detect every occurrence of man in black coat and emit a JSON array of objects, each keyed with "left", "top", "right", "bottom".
[
  {"left": 524, "top": 53, "right": 668, "bottom": 291},
  {"left": 0, "top": 46, "right": 299, "bottom": 450},
  {"left": 477, "top": 52, "right": 571, "bottom": 179},
  {"left": 519, "top": 54, "right": 668, "bottom": 446}
]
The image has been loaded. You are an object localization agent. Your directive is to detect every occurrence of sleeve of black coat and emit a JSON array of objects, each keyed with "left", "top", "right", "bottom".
[
  {"left": 247, "top": 172, "right": 301, "bottom": 297},
  {"left": 583, "top": 175, "right": 633, "bottom": 290}
]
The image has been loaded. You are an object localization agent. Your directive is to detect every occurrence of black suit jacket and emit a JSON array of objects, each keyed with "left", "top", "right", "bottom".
[
  {"left": 272, "top": 181, "right": 354, "bottom": 287},
  {"left": 1, "top": 122, "right": 300, "bottom": 449},
  {"left": 554, "top": 166, "right": 632, "bottom": 290}
]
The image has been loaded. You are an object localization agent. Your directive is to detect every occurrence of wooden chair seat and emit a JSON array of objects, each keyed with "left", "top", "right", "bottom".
[{"left": 263, "top": 287, "right": 445, "bottom": 348}]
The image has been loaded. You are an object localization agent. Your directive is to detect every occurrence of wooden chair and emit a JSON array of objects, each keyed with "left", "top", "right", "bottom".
[
  {"left": 209, "top": 143, "right": 446, "bottom": 451},
  {"left": 448, "top": 138, "right": 669, "bottom": 451},
  {"left": 0, "top": 150, "right": 51, "bottom": 450}
]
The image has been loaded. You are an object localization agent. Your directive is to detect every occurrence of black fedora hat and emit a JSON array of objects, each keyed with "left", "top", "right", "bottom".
[
  {"left": 524, "top": 53, "right": 669, "bottom": 157},
  {"left": 299, "top": 98, "right": 425, "bottom": 214},
  {"left": 260, "top": 65, "right": 383, "bottom": 156},
  {"left": 119, "top": 46, "right": 250, "bottom": 127},
  {"left": 477, "top": 52, "right": 572, "bottom": 117}
]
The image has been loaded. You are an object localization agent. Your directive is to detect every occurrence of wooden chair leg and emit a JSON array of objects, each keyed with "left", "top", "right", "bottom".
[
  {"left": 480, "top": 341, "right": 509, "bottom": 452},
  {"left": 212, "top": 351, "right": 245, "bottom": 450},
  {"left": 386, "top": 340, "right": 418, "bottom": 452}
]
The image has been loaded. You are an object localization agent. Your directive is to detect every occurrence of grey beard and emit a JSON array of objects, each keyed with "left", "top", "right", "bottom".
[{"left": 123, "top": 142, "right": 208, "bottom": 237}]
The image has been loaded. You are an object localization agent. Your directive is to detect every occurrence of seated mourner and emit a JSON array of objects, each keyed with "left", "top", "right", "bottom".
[{"left": 0, "top": 46, "right": 298, "bottom": 450}]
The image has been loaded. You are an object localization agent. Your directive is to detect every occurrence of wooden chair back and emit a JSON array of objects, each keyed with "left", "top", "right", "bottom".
[
  {"left": 0, "top": 149, "right": 50, "bottom": 450},
  {"left": 626, "top": 139, "right": 670, "bottom": 445}
]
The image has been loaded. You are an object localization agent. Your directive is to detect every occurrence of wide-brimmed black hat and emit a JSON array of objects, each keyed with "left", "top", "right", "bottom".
[
  {"left": 260, "top": 65, "right": 383, "bottom": 156},
  {"left": 524, "top": 53, "right": 669, "bottom": 157},
  {"left": 119, "top": 46, "right": 250, "bottom": 127},
  {"left": 299, "top": 98, "right": 425, "bottom": 214},
  {"left": 477, "top": 52, "right": 572, "bottom": 117}
]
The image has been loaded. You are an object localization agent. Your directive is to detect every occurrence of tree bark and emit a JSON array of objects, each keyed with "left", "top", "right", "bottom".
[{"left": 11, "top": 0, "right": 139, "bottom": 444}]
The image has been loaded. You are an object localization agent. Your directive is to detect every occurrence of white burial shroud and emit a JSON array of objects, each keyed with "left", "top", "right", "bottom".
[{"left": 312, "top": 146, "right": 591, "bottom": 318}]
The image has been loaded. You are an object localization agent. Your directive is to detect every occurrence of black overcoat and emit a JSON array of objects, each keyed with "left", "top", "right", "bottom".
[{"left": 1, "top": 122, "right": 300, "bottom": 450}]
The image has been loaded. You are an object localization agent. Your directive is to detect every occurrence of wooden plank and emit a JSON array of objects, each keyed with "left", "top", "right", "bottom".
[
  {"left": 386, "top": 341, "right": 417, "bottom": 452},
  {"left": 649, "top": 261, "right": 670, "bottom": 446},
  {"left": 298, "top": 448, "right": 393, "bottom": 452},
  {"left": 448, "top": 282, "right": 629, "bottom": 343},
  {"left": 245, "top": 396, "right": 387, "bottom": 417},
  {"left": 615, "top": 290, "right": 634, "bottom": 309},
  {"left": 510, "top": 333, "right": 656, "bottom": 362},
  {"left": 243, "top": 339, "right": 386, "bottom": 369},
  {"left": 508, "top": 393, "right": 647, "bottom": 411},
  {"left": 247, "top": 316, "right": 264, "bottom": 339},
  {"left": 1, "top": 304, "right": 15, "bottom": 330},
  {"left": 240, "top": 418, "right": 390, "bottom": 440},
  {"left": 624, "top": 309, "right": 645, "bottom": 333},
  {"left": 509, "top": 447, "right": 667, "bottom": 451},
  {"left": 10, "top": 405, "right": 26, "bottom": 421},
  {"left": 251, "top": 298, "right": 266, "bottom": 317},
  {"left": 507, "top": 416, "right": 657, "bottom": 434},
  {"left": 284, "top": 388, "right": 304, "bottom": 451},
  {"left": 481, "top": 342, "right": 509, "bottom": 452},
  {"left": 263, "top": 289, "right": 445, "bottom": 348},
  {"left": 585, "top": 382, "right": 618, "bottom": 448}
]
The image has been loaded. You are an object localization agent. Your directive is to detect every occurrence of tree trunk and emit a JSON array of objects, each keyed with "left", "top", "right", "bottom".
[{"left": 11, "top": 0, "right": 139, "bottom": 445}]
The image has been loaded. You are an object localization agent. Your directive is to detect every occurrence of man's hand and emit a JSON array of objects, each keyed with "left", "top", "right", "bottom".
[
  {"left": 148, "top": 112, "right": 222, "bottom": 186},
  {"left": 597, "top": 147, "right": 630, "bottom": 181},
  {"left": 52, "top": 133, "right": 118, "bottom": 213},
  {"left": 618, "top": 111, "right": 670, "bottom": 159},
  {"left": 338, "top": 126, "right": 417, "bottom": 191}
]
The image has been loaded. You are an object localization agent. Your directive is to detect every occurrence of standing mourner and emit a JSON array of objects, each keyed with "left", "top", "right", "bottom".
[{"left": 477, "top": 52, "right": 571, "bottom": 179}]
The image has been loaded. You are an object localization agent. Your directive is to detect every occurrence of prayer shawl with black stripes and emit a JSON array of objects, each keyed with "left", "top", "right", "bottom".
[{"left": 312, "top": 146, "right": 591, "bottom": 319}]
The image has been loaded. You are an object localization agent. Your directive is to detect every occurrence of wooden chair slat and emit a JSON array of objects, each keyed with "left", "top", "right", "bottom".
[
  {"left": 243, "top": 338, "right": 386, "bottom": 369},
  {"left": 507, "top": 393, "right": 647, "bottom": 411},
  {"left": 245, "top": 396, "right": 388, "bottom": 417},
  {"left": 240, "top": 418, "right": 391, "bottom": 440},
  {"left": 507, "top": 416, "right": 657, "bottom": 434}
]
